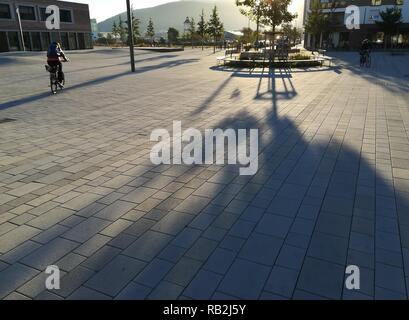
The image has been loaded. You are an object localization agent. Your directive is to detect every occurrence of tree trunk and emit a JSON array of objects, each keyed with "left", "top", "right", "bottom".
[{"left": 213, "top": 36, "right": 216, "bottom": 53}]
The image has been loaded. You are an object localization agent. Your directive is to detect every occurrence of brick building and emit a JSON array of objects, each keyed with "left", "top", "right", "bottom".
[{"left": 0, "top": 0, "right": 92, "bottom": 52}]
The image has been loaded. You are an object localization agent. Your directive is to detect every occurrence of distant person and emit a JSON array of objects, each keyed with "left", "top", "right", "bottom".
[
  {"left": 47, "top": 42, "right": 69, "bottom": 84},
  {"left": 359, "top": 38, "right": 371, "bottom": 66}
]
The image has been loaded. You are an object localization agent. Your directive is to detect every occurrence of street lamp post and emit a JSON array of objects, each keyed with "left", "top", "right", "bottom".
[
  {"left": 16, "top": 7, "right": 26, "bottom": 51},
  {"left": 184, "top": 17, "right": 190, "bottom": 48},
  {"left": 126, "top": 0, "right": 135, "bottom": 72}
]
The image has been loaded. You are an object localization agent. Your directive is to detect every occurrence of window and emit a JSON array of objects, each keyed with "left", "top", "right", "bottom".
[
  {"left": 18, "top": 5, "right": 36, "bottom": 20},
  {"left": 371, "top": 0, "right": 382, "bottom": 5},
  {"left": 60, "top": 9, "right": 72, "bottom": 23},
  {"left": 8, "top": 31, "right": 20, "bottom": 51},
  {"left": 39, "top": 7, "right": 51, "bottom": 21},
  {"left": 0, "top": 3, "right": 11, "bottom": 19},
  {"left": 396, "top": 0, "right": 404, "bottom": 4}
]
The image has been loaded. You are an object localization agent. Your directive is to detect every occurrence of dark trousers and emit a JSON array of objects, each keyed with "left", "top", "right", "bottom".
[{"left": 48, "top": 61, "right": 64, "bottom": 82}]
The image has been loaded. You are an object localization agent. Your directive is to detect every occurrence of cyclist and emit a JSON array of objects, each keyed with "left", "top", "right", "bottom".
[
  {"left": 47, "top": 42, "right": 69, "bottom": 85},
  {"left": 359, "top": 38, "right": 371, "bottom": 66}
]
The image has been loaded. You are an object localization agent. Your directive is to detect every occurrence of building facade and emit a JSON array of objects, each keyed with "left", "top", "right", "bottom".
[
  {"left": 304, "top": 0, "right": 409, "bottom": 49},
  {"left": 0, "top": 0, "right": 92, "bottom": 52}
]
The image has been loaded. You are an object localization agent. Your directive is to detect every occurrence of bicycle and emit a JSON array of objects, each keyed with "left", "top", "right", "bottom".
[
  {"left": 45, "top": 59, "right": 68, "bottom": 94},
  {"left": 360, "top": 50, "right": 371, "bottom": 68}
]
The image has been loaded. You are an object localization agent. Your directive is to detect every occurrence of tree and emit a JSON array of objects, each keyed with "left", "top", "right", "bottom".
[
  {"left": 259, "top": 0, "right": 297, "bottom": 36},
  {"left": 188, "top": 17, "right": 196, "bottom": 48},
  {"left": 304, "top": 0, "right": 330, "bottom": 49},
  {"left": 167, "top": 27, "right": 179, "bottom": 45},
  {"left": 236, "top": 0, "right": 263, "bottom": 45},
  {"left": 131, "top": 12, "right": 140, "bottom": 43},
  {"left": 376, "top": 7, "right": 402, "bottom": 48},
  {"left": 146, "top": 18, "right": 155, "bottom": 44},
  {"left": 281, "top": 23, "right": 302, "bottom": 46},
  {"left": 112, "top": 21, "right": 119, "bottom": 39},
  {"left": 241, "top": 27, "right": 257, "bottom": 45},
  {"left": 197, "top": 9, "right": 207, "bottom": 50},
  {"left": 118, "top": 16, "right": 127, "bottom": 43},
  {"left": 207, "top": 6, "right": 224, "bottom": 53}
]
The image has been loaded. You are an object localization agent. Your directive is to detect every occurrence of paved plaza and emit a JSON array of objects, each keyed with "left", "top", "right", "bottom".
[{"left": 0, "top": 48, "right": 409, "bottom": 300}]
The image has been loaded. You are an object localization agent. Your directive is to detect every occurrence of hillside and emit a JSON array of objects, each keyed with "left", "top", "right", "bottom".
[{"left": 97, "top": 0, "right": 255, "bottom": 35}]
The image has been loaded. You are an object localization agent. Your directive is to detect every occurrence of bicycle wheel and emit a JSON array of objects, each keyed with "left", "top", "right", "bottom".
[
  {"left": 366, "top": 55, "right": 371, "bottom": 68},
  {"left": 50, "top": 75, "right": 58, "bottom": 94}
]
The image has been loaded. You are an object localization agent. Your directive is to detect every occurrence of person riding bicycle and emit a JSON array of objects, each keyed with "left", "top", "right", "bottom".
[
  {"left": 359, "top": 39, "right": 371, "bottom": 65},
  {"left": 47, "top": 42, "right": 69, "bottom": 85}
]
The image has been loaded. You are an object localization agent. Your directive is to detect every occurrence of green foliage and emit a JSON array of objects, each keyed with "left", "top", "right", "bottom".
[
  {"left": 167, "top": 27, "right": 179, "bottom": 43},
  {"left": 146, "top": 17, "right": 155, "bottom": 39},
  {"left": 259, "top": 0, "right": 297, "bottom": 32},
  {"left": 375, "top": 7, "right": 402, "bottom": 35},
  {"left": 304, "top": 0, "right": 330, "bottom": 36}
]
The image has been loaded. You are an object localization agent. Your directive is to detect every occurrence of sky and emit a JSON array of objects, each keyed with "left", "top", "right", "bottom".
[{"left": 68, "top": 0, "right": 303, "bottom": 22}]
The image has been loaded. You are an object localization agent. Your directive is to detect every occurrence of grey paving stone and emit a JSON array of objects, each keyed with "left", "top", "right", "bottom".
[
  {"left": 264, "top": 266, "right": 299, "bottom": 298},
  {"left": 185, "top": 238, "right": 218, "bottom": 261},
  {"left": 307, "top": 232, "right": 349, "bottom": 265},
  {"left": 240, "top": 206, "right": 265, "bottom": 223},
  {"left": 151, "top": 211, "right": 194, "bottom": 235},
  {"left": 266, "top": 196, "right": 302, "bottom": 217},
  {"left": 0, "top": 225, "right": 41, "bottom": 254},
  {"left": 0, "top": 263, "right": 39, "bottom": 299},
  {"left": 189, "top": 213, "right": 216, "bottom": 230},
  {"left": 218, "top": 258, "right": 270, "bottom": 299},
  {"left": 255, "top": 214, "right": 293, "bottom": 238},
  {"left": 56, "top": 253, "right": 87, "bottom": 272},
  {"left": 297, "top": 257, "right": 345, "bottom": 299},
  {"left": 158, "top": 245, "right": 187, "bottom": 263},
  {"left": 375, "top": 263, "right": 406, "bottom": 294},
  {"left": 116, "top": 282, "right": 152, "bottom": 300},
  {"left": 164, "top": 257, "right": 202, "bottom": 286},
  {"left": 171, "top": 228, "right": 202, "bottom": 249},
  {"left": 20, "top": 237, "right": 79, "bottom": 270},
  {"left": 95, "top": 200, "right": 136, "bottom": 221},
  {"left": 85, "top": 255, "right": 145, "bottom": 297},
  {"left": 68, "top": 286, "right": 111, "bottom": 300},
  {"left": 134, "top": 258, "right": 174, "bottom": 288},
  {"left": 228, "top": 219, "right": 256, "bottom": 239},
  {"left": 27, "top": 207, "right": 75, "bottom": 230},
  {"left": 315, "top": 212, "right": 351, "bottom": 238},
  {"left": 375, "top": 231, "right": 402, "bottom": 253},
  {"left": 148, "top": 281, "right": 184, "bottom": 300},
  {"left": 81, "top": 245, "right": 121, "bottom": 271},
  {"left": 108, "top": 233, "right": 138, "bottom": 250},
  {"left": 58, "top": 266, "right": 96, "bottom": 297},
  {"left": 31, "top": 224, "right": 70, "bottom": 244},
  {"left": 276, "top": 245, "right": 306, "bottom": 270},
  {"left": 74, "top": 234, "right": 112, "bottom": 257},
  {"left": 121, "top": 187, "right": 161, "bottom": 204},
  {"left": 4, "top": 292, "right": 32, "bottom": 300},
  {"left": 239, "top": 233, "right": 283, "bottom": 266},
  {"left": 204, "top": 248, "right": 236, "bottom": 275},
  {"left": 173, "top": 195, "right": 211, "bottom": 215},
  {"left": 62, "top": 217, "right": 111, "bottom": 243},
  {"left": 183, "top": 270, "right": 223, "bottom": 300},
  {"left": 220, "top": 235, "right": 246, "bottom": 253},
  {"left": 123, "top": 230, "right": 173, "bottom": 262},
  {"left": 0, "top": 241, "right": 42, "bottom": 264},
  {"left": 123, "top": 218, "right": 156, "bottom": 237}
]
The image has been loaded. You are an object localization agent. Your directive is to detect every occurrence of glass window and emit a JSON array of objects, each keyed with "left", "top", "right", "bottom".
[
  {"left": 23, "top": 32, "right": 31, "bottom": 50},
  {"left": 396, "top": 0, "right": 404, "bottom": 4},
  {"left": 0, "top": 3, "right": 11, "bottom": 19},
  {"left": 371, "top": 0, "right": 382, "bottom": 5},
  {"left": 69, "top": 32, "right": 77, "bottom": 49},
  {"left": 31, "top": 32, "right": 41, "bottom": 51},
  {"left": 18, "top": 5, "right": 36, "bottom": 20},
  {"left": 60, "top": 9, "right": 72, "bottom": 23},
  {"left": 0, "top": 32, "right": 8, "bottom": 52},
  {"left": 41, "top": 32, "right": 51, "bottom": 50},
  {"left": 8, "top": 31, "right": 20, "bottom": 51},
  {"left": 39, "top": 7, "right": 51, "bottom": 21},
  {"left": 60, "top": 32, "right": 69, "bottom": 50}
]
